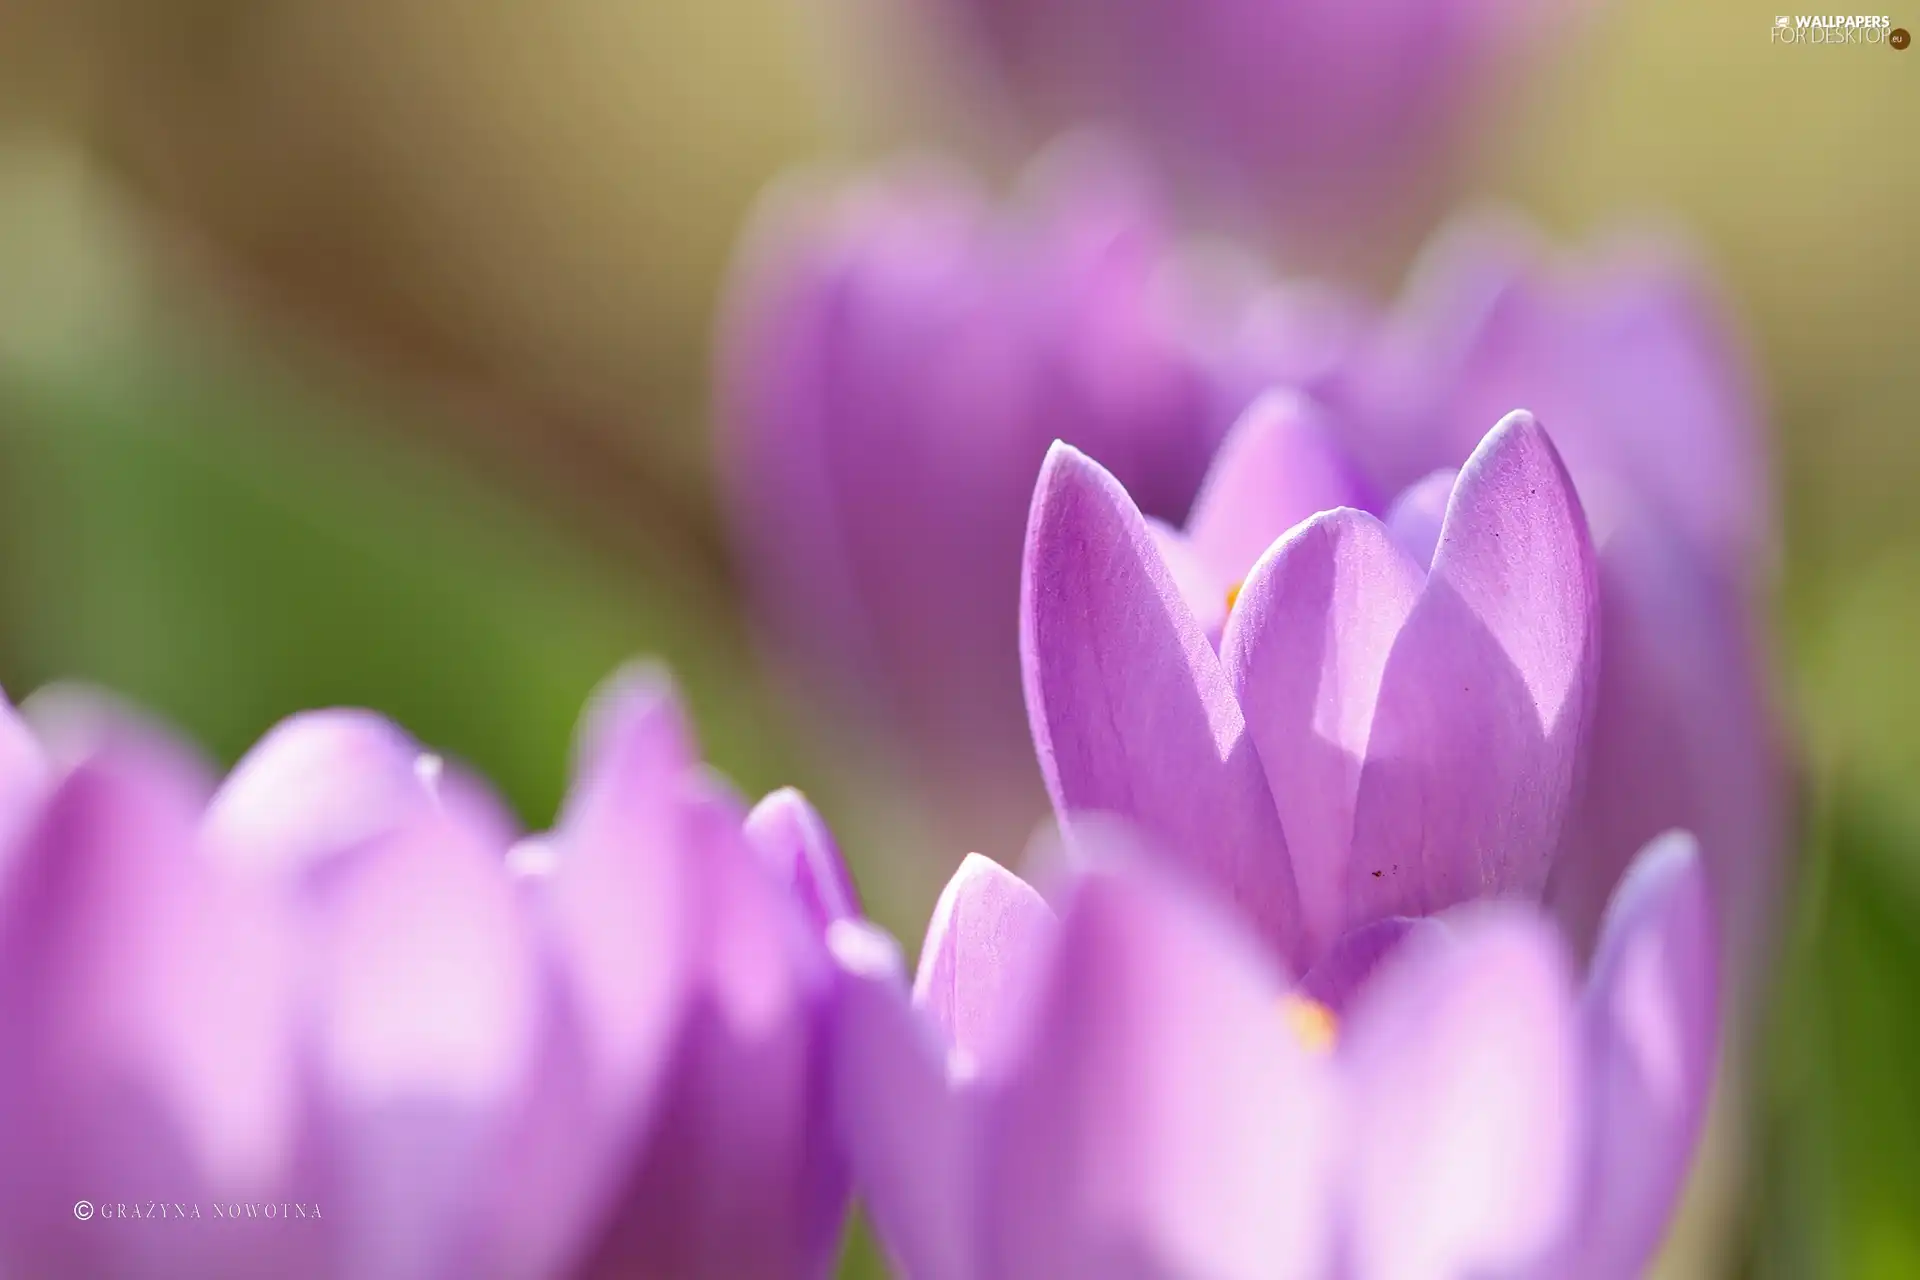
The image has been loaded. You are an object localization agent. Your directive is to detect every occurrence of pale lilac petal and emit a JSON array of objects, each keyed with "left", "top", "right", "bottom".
[
  {"left": 480, "top": 994, "right": 608, "bottom": 1280},
  {"left": 581, "top": 794, "right": 841, "bottom": 1280},
  {"left": 530, "top": 669, "right": 698, "bottom": 1133},
  {"left": 746, "top": 787, "right": 861, "bottom": 931},
  {"left": 559, "top": 662, "right": 699, "bottom": 844},
  {"left": 1350, "top": 412, "right": 1599, "bottom": 920},
  {"left": 1383, "top": 468, "right": 1457, "bottom": 569},
  {"left": 1221, "top": 509, "right": 1425, "bottom": 958},
  {"left": 1148, "top": 518, "right": 1229, "bottom": 648},
  {"left": 1575, "top": 832, "right": 1719, "bottom": 1277},
  {"left": 1548, "top": 521, "right": 1784, "bottom": 975},
  {"left": 0, "top": 743, "right": 297, "bottom": 1277},
  {"left": 309, "top": 807, "right": 542, "bottom": 1280},
  {"left": 1297, "top": 915, "right": 1438, "bottom": 1013},
  {"left": 202, "top": 711, "right": 437, "bottom": 872},
  {"left": 1184, "top": 391, "right": 1369, "bottom": 585},
  {"left": 830, "top": 919, "right": 977, "bottom": 1280},
  {"left": 979, "top": 864, "right": 1337, "bottom": 1280},
  {"left": 912, "top": 853, "right": 1058, "bottom": 1071},
  {"left": 0, "top": 691, "right": 46, "bottom": 841},
  {"left": 19, "top": 683, "right": 215, "bottom": 779},
  {"left": 1345, "top": 907, "right": 1585, "bottom": 1280},
  {"left": 1021, "top": 441, "right": 1300, "bottom": 960}
]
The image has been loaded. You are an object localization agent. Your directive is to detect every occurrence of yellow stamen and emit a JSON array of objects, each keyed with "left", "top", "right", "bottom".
[
  {"left": 1281, "top": 996, "right": 1338, "bottom": 1055},
  {"left": 1225, "top": 579, "right": 1245, "bottom": 615}
]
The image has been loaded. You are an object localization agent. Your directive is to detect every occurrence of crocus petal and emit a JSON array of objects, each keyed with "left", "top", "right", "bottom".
[
  {"left": 1297, "top": 915, "right": 1439, "bottom": 1013},
  {"left": 580, "top": 793, "right": 841, "bottom": 1280},
  {"left": 1148, "top": 518, "right": 1229, "bottom": 647},
  {"left": 1350, "top": 411, "right": 1599, "bottom": 920},
  {"left": 745, "top": 786, "right": 861, "bottom": 931},
  {"left": 0, "top": 691, "right": 46, "bottom": 840},
  {"left": 1574, "top": 832, "right": 1719, "bottom": 1277},
  {"left": 1548, "top": 519, "right": 1784, "bottom": 975},
  {"left": 1184, "top": 391, "right": 1369, "bottom": 585},
  {"left": 1021, "top": 441, "right": 1300, "bottom": 959},
  {"left": 310, "top": 804, "right": 542, "bottom": 1280},
  {"left": 978, "top": 864, "right": 1337, "bottom": 1280},
  {"left": 516, "top": 666, "right": 700, "bottom": 1175},
  {"left": 1345, "top": 906, "right": 1585, "bottom": 1280},
  {"left": 912, "top": 852, "right": 1058, "bottom": 1071},
  {"left": 201, "top": 710, "right": 438, "bottom": 872},
  {"left": 1221, "top": 508, "right": 1425, "bottom": 958},
  {"left": 1383, "top": 468, "right": 1458, "bottom": 569},
  {"left": 0, "top": 742, "right": 297, "bottom": 1278},
  {"left": 831, "top": 919, "right": 978, "bottom": 1280}
]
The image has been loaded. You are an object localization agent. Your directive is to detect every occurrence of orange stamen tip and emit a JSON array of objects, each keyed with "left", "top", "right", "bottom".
[
  {"left": 1281, "top": 995, "right": 1338, "bottom": 1055},
  {"left": 1225, "top": 580, "right": 1245, "bottom": 614}
]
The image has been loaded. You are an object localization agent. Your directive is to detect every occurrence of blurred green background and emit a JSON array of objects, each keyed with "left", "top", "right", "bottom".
[{"left": 0, "top": 0, "right": 1915, "bottom": 1274}]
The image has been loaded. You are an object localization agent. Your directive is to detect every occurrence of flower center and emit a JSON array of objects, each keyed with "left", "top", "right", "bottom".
[
  {"left": 1282, "top": 995, "right": 1338, "bottom": 1055},
  {"left": 1225, "top": 579, "right": 1245, "bottom": 615}
]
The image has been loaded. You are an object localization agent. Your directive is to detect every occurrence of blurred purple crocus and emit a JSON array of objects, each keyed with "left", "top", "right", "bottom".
[
  {"left": 892, "top": 0, "right": 1576, "bottom": 233},
  {"left": 833, "top": 829, "right": 1718, "bottom": 1279},
  {"left": 719, "top": 146, "right": 1281, "bottom": 859},
  {"left": 0, "top": 673, "right": 853, "bottom": 1279}
]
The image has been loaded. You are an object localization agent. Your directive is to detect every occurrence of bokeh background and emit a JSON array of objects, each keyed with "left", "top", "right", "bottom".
[{"left": 0, "top": 0, "right": 1915, "bottom": 1274}]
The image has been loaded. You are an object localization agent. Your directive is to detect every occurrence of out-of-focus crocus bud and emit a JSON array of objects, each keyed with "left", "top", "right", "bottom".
[{"left": 718, "top": 144, "right": 1270, "bottom": 866}]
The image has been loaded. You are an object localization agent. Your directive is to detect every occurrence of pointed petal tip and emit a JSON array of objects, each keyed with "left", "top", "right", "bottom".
[
  {"left": 1024, "top": 442, "right": 1127, "bottom": 604},
  {"left": 828, "top": 917, "right": 907, "bottom": 983},
  {"left": 202, "top": 708, "right": 435, "bottom": 871},
  {"left": 583, "top": 660, "right": 688, "bottom": 736},
  {"left": 1577, "top": 827, "right": 1720, "bottom": 1276},
  {"left": 745, "top": 785, "right": 860, "bottom": 928},
  {"left": 1463, "top": 408, "right": 1569, "bottom": 486},
  {"left": 1220, "top": 387, "right": 1328, "bottom": 451},
  {"left": 912, "top": 853, "right": 1056, "bottom": 1057},
  {"left": 1594, "top": 828, "right": 1715, "bottom": 982},
  {"left": 1185, "top": 390, "right": 1359, "bottom": 575},
  {"left": 1629, "top": 828, "right": 1705, "bottom": 881},
  {"left": 569, "top": 662, "right": 696, "bottom": 795},
  {"left": 917, "top": 853, "right": 1049, "bottom": 980},
  {"left": 1032, "top": 439, "right": 1106, "bottom": 506}
]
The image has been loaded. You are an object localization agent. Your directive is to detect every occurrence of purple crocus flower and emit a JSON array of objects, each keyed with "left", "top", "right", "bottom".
[
  {"left": 719, "top": 146, "right": 1277, "bottom": 860},
  {"left": 0, "top": 673, "right": 853, "bottom": 1279},
  {"left": 1025, "top": 216, "right": 1782, "bottom": 974},
  {"left": 833, "top": 828, "right": 1718, "bottom": 1278},
  {"left": 893, "top": 0, "right": 1575, "bottom": 232},
  {"left": 1024, "top": 409, "right": 1599, "bottom": 971}
]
